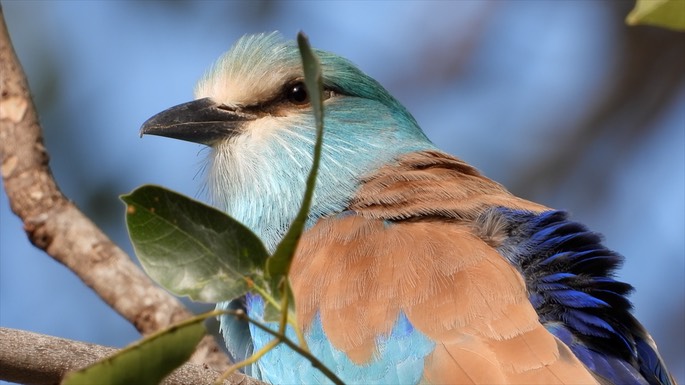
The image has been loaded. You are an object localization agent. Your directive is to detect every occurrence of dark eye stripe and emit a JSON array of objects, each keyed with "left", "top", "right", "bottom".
[{"left": 240, "top": 81, "right": 341, "bottom": 116}]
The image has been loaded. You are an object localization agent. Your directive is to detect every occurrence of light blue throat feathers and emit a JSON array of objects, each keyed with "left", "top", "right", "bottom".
[
  {"left": 202, "top": 33, "right": 434, "bottom": 250},
  {"left": 207, "top": 33, "right": 435, "bottom": 381}
]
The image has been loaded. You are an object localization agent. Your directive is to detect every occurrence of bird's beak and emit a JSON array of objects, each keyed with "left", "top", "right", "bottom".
[{"left": 140, "top": 97, "right": 256, "bottom": 146}]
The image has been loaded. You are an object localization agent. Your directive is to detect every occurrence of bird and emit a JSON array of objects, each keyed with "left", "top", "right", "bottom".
[{"left": 140, "top": 32, "right": 675, "bottom": 385}]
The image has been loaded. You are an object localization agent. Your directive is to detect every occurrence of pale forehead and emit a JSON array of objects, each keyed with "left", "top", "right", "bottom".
[{"left": 194, "top": 33, "right": 303, "bottom": 107}]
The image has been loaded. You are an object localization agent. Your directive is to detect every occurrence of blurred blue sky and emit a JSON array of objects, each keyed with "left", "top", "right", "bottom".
[{"left": 1, "top": 1, "right": 683, "bottom": 383}]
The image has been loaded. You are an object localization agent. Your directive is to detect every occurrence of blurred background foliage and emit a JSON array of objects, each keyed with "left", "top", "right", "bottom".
[
  {"left": 627, "top": 0, "right": 685, "bottom": 30},
  {"left": 0, "top": 1, "right": 683, "bottom": 383}
]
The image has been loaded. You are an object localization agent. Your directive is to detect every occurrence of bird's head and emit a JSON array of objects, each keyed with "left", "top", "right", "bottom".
[{"left": 141, "top": 32, "right": 435, "bottom": 250}]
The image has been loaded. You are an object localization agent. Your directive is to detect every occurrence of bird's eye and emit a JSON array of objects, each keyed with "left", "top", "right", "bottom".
[{"left": 287, "top": 82, "right": 309, "bottom": 105}]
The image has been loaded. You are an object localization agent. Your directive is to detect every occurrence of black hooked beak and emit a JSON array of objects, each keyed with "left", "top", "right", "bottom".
[{"left": 139, "top": 98, "right": 257, "bottom": 146}]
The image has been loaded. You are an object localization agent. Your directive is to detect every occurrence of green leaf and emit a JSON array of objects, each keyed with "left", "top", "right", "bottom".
[
  {"left": 264, "top": 32, "right": 325, "bottom": 317},
  {"left": 626, "top": 0, "right": 685, "bottom": 31},
  {"left": 62, "top": 316, "right": 206, "bottom": 385},
  {"left": 122, "top": 185, "right": 269, "bottom": 303}
]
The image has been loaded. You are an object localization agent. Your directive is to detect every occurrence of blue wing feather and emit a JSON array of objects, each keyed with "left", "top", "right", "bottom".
[
  {"left": 216, "top": 298, "right": 255, "bottom": 376},
  {"left": 635, "top": 337, "right": 674, "bottom": 385},
  {"left": 488, "top": 208, "right": 675, "bottom": 385}
]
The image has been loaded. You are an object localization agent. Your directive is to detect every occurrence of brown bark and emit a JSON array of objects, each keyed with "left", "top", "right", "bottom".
[
  {"left": 0, "top": 327, "right": 263, "bottom": 385},
  {"left": 0, "top": 4, "right": 255, "bottom": 383}
]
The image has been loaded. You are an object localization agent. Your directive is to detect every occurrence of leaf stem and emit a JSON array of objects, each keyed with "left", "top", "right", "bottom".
[
  {"left": 278, "top": 279, "right": 289, "bottom": 335},
  {"left": 265, "top": 32, "right": 325, "bottom": 283},
  {"left": 250, "top": 279, "right": 281, "bottom": 313},
  {"left": 288, "top": 312, "right": 308, "bottom": 351},
  {"left": 214, "top": 338, "right": 280, "bottom": 385}
]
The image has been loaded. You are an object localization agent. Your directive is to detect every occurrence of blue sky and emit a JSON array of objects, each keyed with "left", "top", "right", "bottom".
[{"left": 1, "top": 1, "right": 683, "bottom": 382}]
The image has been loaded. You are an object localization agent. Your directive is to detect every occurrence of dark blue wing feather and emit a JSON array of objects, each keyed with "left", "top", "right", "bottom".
[{"left": 485, "top": 208, "right": 675, "bottom": 385}]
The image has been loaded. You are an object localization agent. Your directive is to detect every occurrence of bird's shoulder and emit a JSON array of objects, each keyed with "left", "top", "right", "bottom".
[{"left": 348, "top": 149, "right": 548, "bottom": 220}]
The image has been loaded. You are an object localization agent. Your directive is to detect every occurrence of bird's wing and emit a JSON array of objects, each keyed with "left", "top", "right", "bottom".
[
  {"left": 290, "top": 150, "right": 602, "bottom": 384},
  {"left": 485, "top": 208, "right": 676, "bottom": 385}
]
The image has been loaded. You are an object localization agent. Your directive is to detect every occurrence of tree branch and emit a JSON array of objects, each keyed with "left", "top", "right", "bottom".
[
  {"left": 0, "top": 2, "right": 242, "bottom": 380},
  {"left": 0, "top": 327, "right": 265, "bottom": 385}
]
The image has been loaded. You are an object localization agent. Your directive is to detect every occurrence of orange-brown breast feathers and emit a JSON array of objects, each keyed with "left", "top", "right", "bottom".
[{"left": 290, "top": 151, "right": 600, "bottom": 384}]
